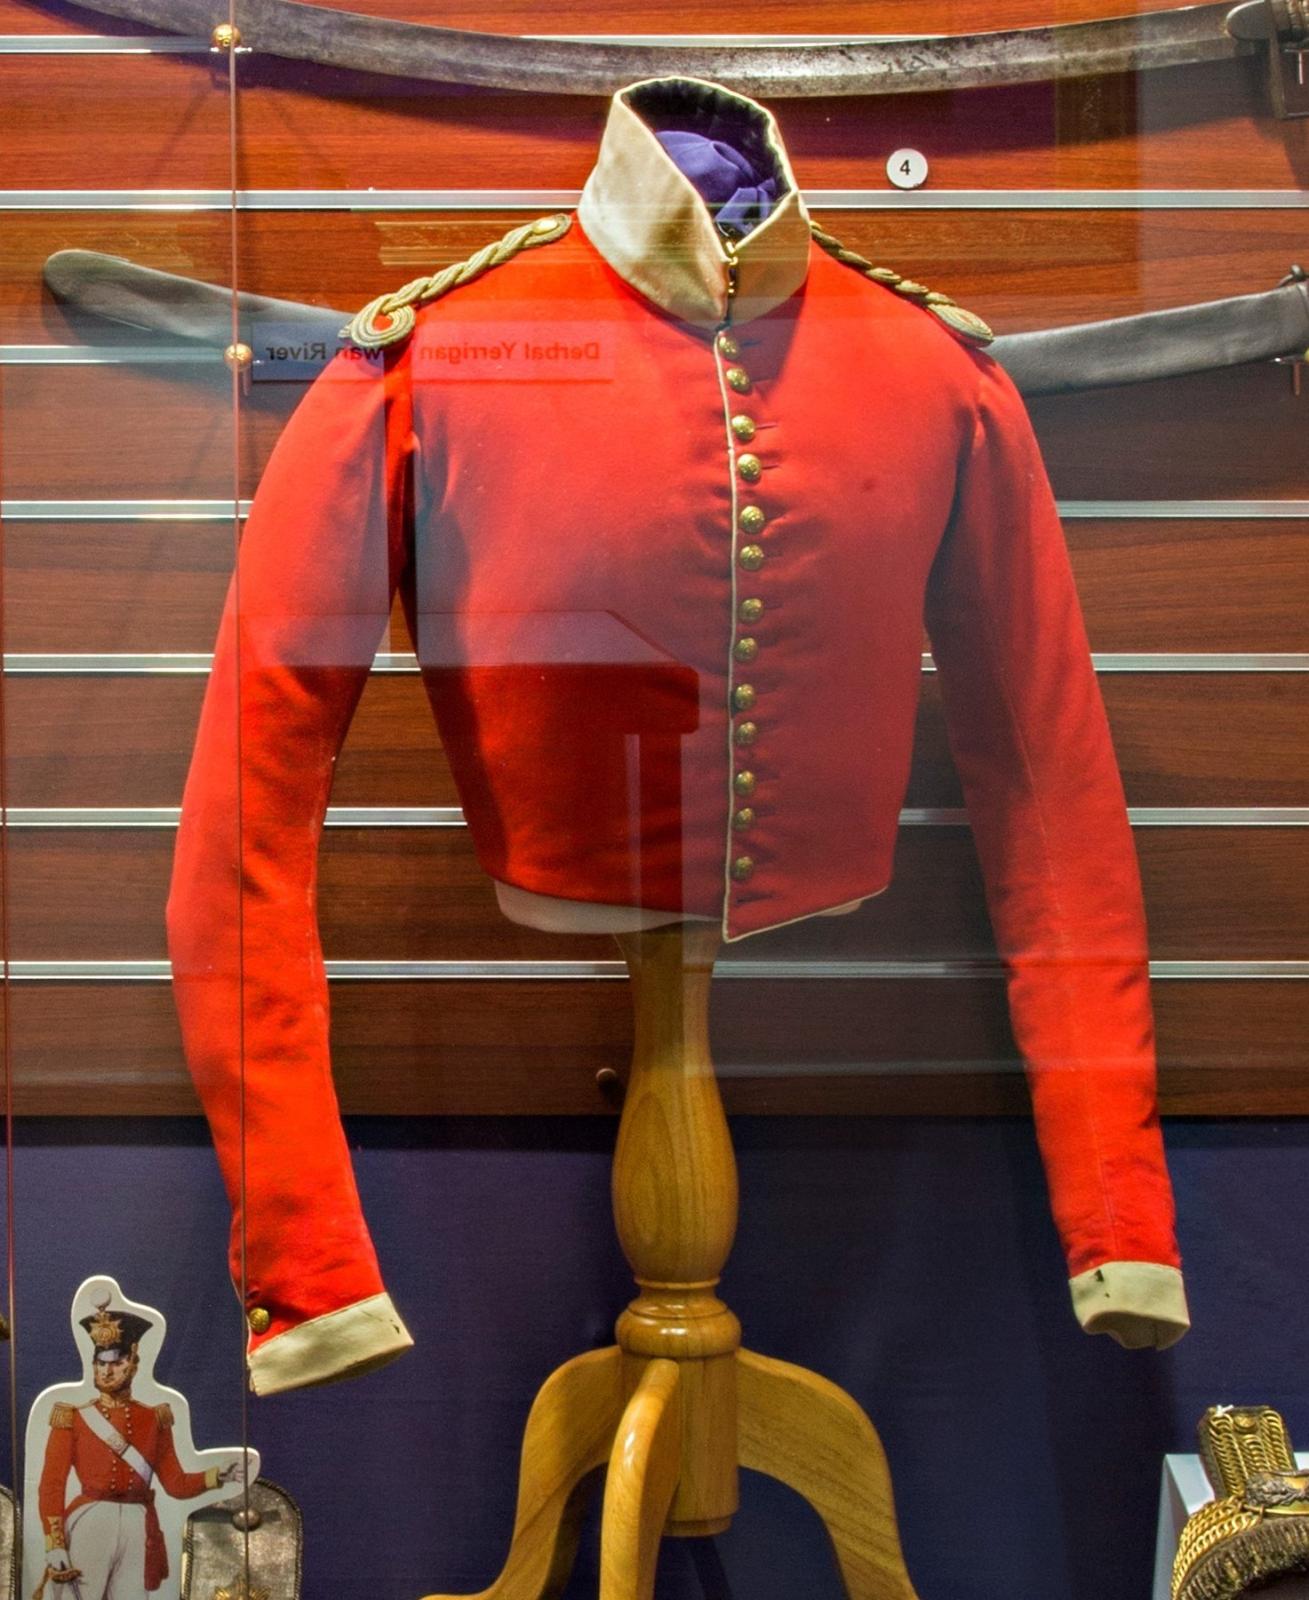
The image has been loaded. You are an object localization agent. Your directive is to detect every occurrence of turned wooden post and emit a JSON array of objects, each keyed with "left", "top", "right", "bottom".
[
  {"left": 611, "top": 921, "right": 740, "bottom": 1537},
  {"left": 423, "top": 916, "right": 918, "bottom": 1600}
]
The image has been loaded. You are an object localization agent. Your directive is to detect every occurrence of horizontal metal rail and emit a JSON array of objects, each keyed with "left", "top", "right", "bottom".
[
  {"left": 0, "top": 33, "right": 211, "bottom": 52},
  {"left": 4, "top": 652, "right": 1305, "bottom": 674},
  {"left": 4, "top": 499, "right": 1307, "bottom": 521},
  {"left": 0, "top": 346, "right": 229, "bottom": 365},
  {"left": 3, "top": 188, "right": 1308, "bottom": 211},
  {"left": 4, "top": 958, "right": 1303, "bottom": 981},
  {"left": 5, "top": 805, "right": 1304, "bottom": 829}
]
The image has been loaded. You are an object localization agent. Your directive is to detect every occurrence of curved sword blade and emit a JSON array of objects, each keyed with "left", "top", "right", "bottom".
[
  {"left": 42, "top": 249, "right": 1309, "bottom": 398},
  {"left": 41, "top": 250, "right": 342, "bottom": 348},
  {"left": 77, "top": 0, "right": 1250, "bottom": 97},
  {"left": 994, "top": 279, "right": 1309, "bottom": 393}
]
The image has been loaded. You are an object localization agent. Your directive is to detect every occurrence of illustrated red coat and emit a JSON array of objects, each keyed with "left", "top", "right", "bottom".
[
  {"left": 167, "top": 76, "right": 1188, "bottom": 1396},
  {"left": 39, "top": 1399, "right": 216, "bottom": 1589}
]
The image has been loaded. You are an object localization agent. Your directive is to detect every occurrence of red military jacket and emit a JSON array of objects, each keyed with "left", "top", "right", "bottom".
[
  {"left": 39, "top": 1398, "right": 216, "bottom": 1588},
  {"left": 167, "top": 76, "right": 1188, "bottom": 1396}
]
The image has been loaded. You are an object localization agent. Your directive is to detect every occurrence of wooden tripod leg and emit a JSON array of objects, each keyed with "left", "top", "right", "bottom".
[
  {"left": 599, "top": 1359, "right": 683, "bottom": 1600},
  {"left": 422, "top": 1345, "right": 626, "bottom": 1600},
  {"left": 737, "top": 1348, "right": 920, "bottom": 1600}
]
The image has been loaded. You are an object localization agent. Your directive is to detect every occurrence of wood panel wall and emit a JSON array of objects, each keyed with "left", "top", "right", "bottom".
[{"left": 0, "top": 0, "right": 1304, "bottom": 1114}]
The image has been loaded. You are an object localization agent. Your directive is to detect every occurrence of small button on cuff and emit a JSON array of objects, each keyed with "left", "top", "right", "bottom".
[
  {"left": 734, "top": 721, "right": 759, "bottom": 747},
  {"left": 739, "top": 597, "right": 765, "bottom": 623},
  {"left": 731, "top": 856, "right": 755, "bottom": 882},
  {"left": 739, "top": 544, "right": 765, "bottom": 571},
  {"left": 725, "top": 366, "right": 751, "bottom": 394},
  {"left": 737, "top": 453, "right": 762, "bottom": 484},
  {"left": 734, "top": 770, "right": 756, "bottom": 796},
  {"left": 738, "top": 505, "right": 766, "bottom": 534},
  {"left": 247, "top": 1308, "right": 271, "bottom": 1335},
  {"left": 731, "top": 414, "right": 757, "bottom": 442},
  {"left": 734, "top": 637, "right": 758, "bottom": 662},
  {"left": 732, "top": 684, "right": 757, "bottom": 711}
]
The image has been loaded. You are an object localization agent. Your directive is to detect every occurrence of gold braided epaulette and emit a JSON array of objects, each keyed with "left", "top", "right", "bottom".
[
  {"left": 49, "top": 1402, "right": 75, "bottom": 1429},
  {"left": 343, "top": 212, "right": 573, "bottom": 350},
  {"left": 1172, "top": 1406, "right": 1309, "bottom": 1600},
  {"left": 810, "top": 223, "right": 994, "bottom": 347}
]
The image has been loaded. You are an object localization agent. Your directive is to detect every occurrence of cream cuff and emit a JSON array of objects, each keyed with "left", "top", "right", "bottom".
[
  {"left": 247, "top": 1292, "right": 414, "bottom": 1396},
  {"left": 1069, "top": 1261, "right": 1190, "bottom": 1350}
]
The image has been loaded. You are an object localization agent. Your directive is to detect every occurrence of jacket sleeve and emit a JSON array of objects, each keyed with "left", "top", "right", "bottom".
[
  {"left": 150, "top": 1407, "right": 220, "bottom": 1498},
  {"left": 922, "top": 352, "right": 1188, "bottom": 1350},
  {"left": 166, "top": 342, "right": 417, "bottom": 1395},
  {"left": 37, "top": 1408, "right": 74, "bottom": 1544}
]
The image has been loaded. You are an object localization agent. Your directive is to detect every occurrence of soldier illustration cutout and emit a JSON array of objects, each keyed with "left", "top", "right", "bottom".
[{"left": 24, "top": 1277, "right": 257, "bottom": 1600}]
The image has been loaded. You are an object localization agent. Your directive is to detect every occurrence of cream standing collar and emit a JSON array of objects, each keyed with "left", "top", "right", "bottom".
[{"left": 577, "top": 77, "right": 812, "bottom": 328}]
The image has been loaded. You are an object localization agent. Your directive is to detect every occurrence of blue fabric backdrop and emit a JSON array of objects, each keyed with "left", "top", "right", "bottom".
[{"left": 3, "top": 1116, "right": 1302, "bottom": 1600}]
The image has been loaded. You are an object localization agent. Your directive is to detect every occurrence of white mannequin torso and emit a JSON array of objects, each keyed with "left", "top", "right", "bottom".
[{"left": 493, "top": 881, "right": 879, "bottom": 933}]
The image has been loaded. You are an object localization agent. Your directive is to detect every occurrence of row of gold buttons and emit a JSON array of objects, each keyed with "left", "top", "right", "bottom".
[
  {"left": 718, "top": 330, "right": 765, "bottom": 887},
  {"left": 99, "top": 1393, "right": 134, "bottom": 1490}
]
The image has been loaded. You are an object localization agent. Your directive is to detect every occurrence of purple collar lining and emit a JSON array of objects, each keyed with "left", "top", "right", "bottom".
[{"left": 655, "top": 128, "right": 779, "bottom": 237}]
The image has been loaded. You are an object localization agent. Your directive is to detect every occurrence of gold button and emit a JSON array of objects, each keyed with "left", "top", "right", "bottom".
[
  {"left": 739, "top": 597, "right": 765, "bottom": 623},
  {"left": 731, "top": 414, "right": 756, "bottom": 442},
  {"left": 247, "top": 1308, "right": 271, "bottom": 1335},
  {"left": 739, "top": 544, "right": 765, "bottom": 571},
  {"left": 734, "top": 770, "right": 756, "bottom": 796},
  {"left": 716, "top": 332, "right": 741, "bottom": 358},
  {"left": 734, "top": 637, "right": 758, "bottom": 662},
  {"left": 733, "top": 807, "right": 755, "bottom": 831},
  {"left": 734, "top": 720, "right": 758, "bottom": 747},
  {"left": 737, "top": 453, "right": 762, "bottom": 484},
  {"left": 725, "top": 366, "right": 751, "bottom": 394},
  {"left": 733, "top": 684, "right": 756, "bottom": 711},
  {"left": 738, "top": 505, "right": 766, "bottom": 535},
  {"left": 731, "top": 855, "right": 755, "bottom": 882}
]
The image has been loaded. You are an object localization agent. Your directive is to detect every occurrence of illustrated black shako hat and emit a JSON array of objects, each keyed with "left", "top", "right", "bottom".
[{"left": 81, "top": 1301, "right": 151, "bottom": 1357}]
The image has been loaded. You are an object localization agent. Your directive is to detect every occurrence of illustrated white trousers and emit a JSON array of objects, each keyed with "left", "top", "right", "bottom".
[{"left": 65, "top": 1501, "right": 148, "bottom": 1600}]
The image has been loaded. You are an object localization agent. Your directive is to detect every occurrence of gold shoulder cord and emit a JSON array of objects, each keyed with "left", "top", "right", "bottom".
[
  {"left": 344, "top": 212, "right": 573, "bottom": 350},
  {"left": 809, "top": 222, "right": 994, "bottom": 347}
]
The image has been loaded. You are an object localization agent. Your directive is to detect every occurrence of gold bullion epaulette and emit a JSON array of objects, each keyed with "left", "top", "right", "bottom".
[
  {"left": 49, "top": 1403, "right": 75, "bottom": 1429},
  {"left": 1172, "top": 1405, "right": 1309, "bottom": 1600},
  {"left": 343, "top": 212, "right": 573, "bottom": 350},
  {"left": 809, "top": 223, "right": 994, "bottom": 347},
  {"left": 155, "top": 1402, "right": 175, "bottom": 1426}
]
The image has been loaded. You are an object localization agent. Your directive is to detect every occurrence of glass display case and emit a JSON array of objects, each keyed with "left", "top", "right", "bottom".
[{"left": 0, "top": 2, "right": 1306, "bottom": 1597}]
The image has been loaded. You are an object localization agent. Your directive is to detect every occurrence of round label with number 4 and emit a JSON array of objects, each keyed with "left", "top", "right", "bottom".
[{"left": 886, "top": 148, "right": 929, "bottom": 190}]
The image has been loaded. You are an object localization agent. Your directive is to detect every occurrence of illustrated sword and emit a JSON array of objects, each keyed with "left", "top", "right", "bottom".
[
  {"left": 40, "top": 248, "right": 1309, "bottom": 398},
  {"left": 57, "top": 0, "right": 1309, "bottom": 114},
  {"left": 28, "top": 1562, "right": 84, "bottom": 1600}
]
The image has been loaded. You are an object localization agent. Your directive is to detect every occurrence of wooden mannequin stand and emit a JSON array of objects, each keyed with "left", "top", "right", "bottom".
[{"left": 425, "top": 921, "right": 919, "bottom": 1600}]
